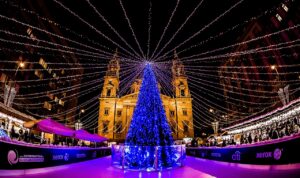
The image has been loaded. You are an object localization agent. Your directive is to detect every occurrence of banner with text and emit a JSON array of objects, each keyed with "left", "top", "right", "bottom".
[
  {"left": 0, "top": 141, "right": 111, "bottom": 170},
  {"left": 187, "top": 136, "right": 300, "bottom": 165}
]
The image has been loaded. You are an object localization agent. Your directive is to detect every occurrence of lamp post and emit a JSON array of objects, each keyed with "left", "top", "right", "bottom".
[
  {"left": 5, "top": 61, "right": 25, "bottom": 107},
  {"left": 209, "top": 108, "right": 219, "bottom": 134},
  {"left": 271, "top": 65, "right": 290, "bottom": 106},
  {"left": 271, "top": 65, "right": 279, "bottom": 75},
  {"left": 75, "top": 109, "right": 84, "bottom": 130},
  {"left": 222, "top": 114, "right": 228, "bottom": 127}
]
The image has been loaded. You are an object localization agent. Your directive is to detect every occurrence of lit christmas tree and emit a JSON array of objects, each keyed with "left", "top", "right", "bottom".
[{"left": 125, "top": 63, "right": 175, "bottom": 169}]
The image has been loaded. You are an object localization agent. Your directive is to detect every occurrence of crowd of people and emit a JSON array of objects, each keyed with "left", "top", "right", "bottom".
[
  {"left": 218, "top": 116, "right": 300, "bottom": 147},
  {"left": 239, "top": 117, "right": 300, "bottom": 144},
  {"left": 0, "top": 122, "right": 41, "bottom": 143},
  {"left": 0, "top": 121, "right": 107, "bottom": 148}
]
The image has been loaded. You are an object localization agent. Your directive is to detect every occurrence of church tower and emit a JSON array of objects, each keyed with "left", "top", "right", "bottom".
[
  {"left": 171, "top": 51, "right": 194, "bottom": 139},
  {"left": 98, "top": 50, "right": 194, "bottom": 141},
  {"left": 98, "top": 50, "right": 120, "bottom": 138}
]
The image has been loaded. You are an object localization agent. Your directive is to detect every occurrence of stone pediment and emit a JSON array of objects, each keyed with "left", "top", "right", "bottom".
[
  {"left": 119, "top": 93, "right": 171, "bottom": 100},
  {"left": 120, "top": 92, "right": 138, "bottom": 100}
]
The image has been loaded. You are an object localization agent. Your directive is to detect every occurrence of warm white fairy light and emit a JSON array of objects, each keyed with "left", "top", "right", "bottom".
[
  {"left": 119, "top": 0, "right": 145, "bottom": 58},
  {"left": 10, "top": 64, "right": 137, "bottom": 98},
  {"left": 0, "top": 14, "right": 121, "bottom": 58},
  {"left": 176, "top": 5, "right": 279, "bottom": 56},
  {"left": 12, "top": 66, "right": 141, "bottom": 122},
  {"left": 53, "top": 0, "right": 141, "bottom": 59},
  {"left": 151, "top": 56, "right": 300, "bottom": 127},
  {"left": 11, "top": 83, "right": 101, "bottom": 107},
  {"left": 1, "top": 0, "right": 118, "bottom": 54},
  {"left": 155, "top": 23, "right": 300, "bottom": 63},
  {"left": 0, "top": 0, "right": 298, "bottom": 132},
  {"left": 153, "top": 0, "right": 245, "bottom": 60},
  {"left": 152, "top": 0, "right": 205, "bottom": 60},
  {"left": 183, "top": 33, "right": 300, "bottom": 62},
  {"left": 153, "top": 64, "right": 211, "bottom": 129},
  {"left": 85, "top": 0, "right": 141, "bottom": 58},
  {"left": 0, "top": 103, "right": 35, "bottom": 124},
  {"left": 150, "top": 0, "right": 181, "bottom": 59},
  {"left": 146, "top": 1, "right": 152, "bottom": 59},
  {"left": 226, "top": 98, "right": 300, "bottom": 134},
  {"left": 0, "top": 30, "right": 113, "bottom": 59}
]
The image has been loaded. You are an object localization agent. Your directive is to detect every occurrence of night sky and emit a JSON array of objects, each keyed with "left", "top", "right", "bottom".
[
  {"left": 1, "top": 0, "right": 283, "bottom": 57},
  {"left": 0, "top": 0, "right": 287, "bottom": 134}
]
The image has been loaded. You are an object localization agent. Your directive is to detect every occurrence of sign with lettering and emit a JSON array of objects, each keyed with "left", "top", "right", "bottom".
[
  {"left": 0, "top": 141, "right": 111, "bottom": 170},
  {"left": 187, "top": 136, "right": 300, "bottom": 165}
]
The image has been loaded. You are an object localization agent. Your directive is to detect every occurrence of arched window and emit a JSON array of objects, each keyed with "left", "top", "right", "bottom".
[
  {"left": 107, "top": 89, "right": 111, "bottom": 97},
  {"left": 183, "top": 120, "right": 189, "bottom": 133},
  {"left": 182, "top": 108, "right": 188, "bottom": 116},
  {"left": 171, "top": 121, "right": 176, "bottom": 134},
  {"left": 116, "top": 121, "right": 122, "bottom": 133},
  {"left": 184, "top": 125, "right": 188, "bottom": 133},
  {"left": 104, "top": 108, "right": 110, "bottom": 115},
  {"left": 180, "top": 89, "right": 185, "bottom": 97},
  {"left": 103, "top": 121, "right": 109, "bottom": 134}
]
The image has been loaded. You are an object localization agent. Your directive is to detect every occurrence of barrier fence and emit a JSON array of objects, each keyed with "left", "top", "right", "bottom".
[
  {"left": 0, "top": 140, "right": 111, "bottom": 170},
  {"left": 186, "top": 134, "right": 300, "bottom": 165},
  {"left": 112, "top": 145, "right": 186, "bottom": 171}
]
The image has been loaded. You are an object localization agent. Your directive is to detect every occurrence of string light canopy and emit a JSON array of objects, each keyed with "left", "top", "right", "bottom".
[
  {"left": 224, "top": 98, "right": 300, "bottom": 135},
  {"left": 0, "top": 0, "right": 299, "bottom": 134}
]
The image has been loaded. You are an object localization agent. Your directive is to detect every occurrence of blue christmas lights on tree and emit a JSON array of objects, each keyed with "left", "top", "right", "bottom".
[
  {"left": 0, "top": 129, "right": 9, "bottom": 139},
  {"left": 124, "top": 63, "right": 176, "bottom": 169}
]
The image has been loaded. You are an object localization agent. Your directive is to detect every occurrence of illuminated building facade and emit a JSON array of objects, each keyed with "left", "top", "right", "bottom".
[
  {"left": 218, "top": 0, "right": 300, "bottom": 123},
  {"left": 98, "top": 52, "right": 194, "bottom": 141},
  {"left": 0, "top": 1, "right": 83, "bottom": 128}
]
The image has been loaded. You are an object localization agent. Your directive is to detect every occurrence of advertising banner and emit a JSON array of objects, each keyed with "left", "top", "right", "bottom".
[
  {"left": 0, "top": 141, "right": 111, "bottom": 170},
  {"left": 187, "top": 136, "right": 300, "bottom": 165}
]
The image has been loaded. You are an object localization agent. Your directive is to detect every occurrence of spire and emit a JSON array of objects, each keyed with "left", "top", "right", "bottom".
[
  {"left": 113, "top": 48, "right": 119, "bottom": 59},
  {"left": 106, "top": 50, "right": 120, "bottom": 78},
  {"left": 173, "top": 50, "right": 180, "bottom": 66},
  {"left": 172, "top": 52, "right": 185, "bottom": 77},
  {"left": 174, "top": 50, "right": 178, "bottom": 59}
]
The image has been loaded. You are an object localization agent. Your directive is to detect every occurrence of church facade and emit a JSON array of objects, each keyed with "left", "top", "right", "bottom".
[{"left": 98, "top": 52, "right": 194, "bottom": 141}]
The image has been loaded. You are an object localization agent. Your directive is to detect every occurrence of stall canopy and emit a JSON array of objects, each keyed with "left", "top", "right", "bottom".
[
  {"left": 37, "top": 118, "right": 75, "bottom": 137},
  {"left": 93, "top": 133, "right": 108, "bottom": 142},
  {"left": 75, "top": 129, "right": 107, "bottom": 142}
]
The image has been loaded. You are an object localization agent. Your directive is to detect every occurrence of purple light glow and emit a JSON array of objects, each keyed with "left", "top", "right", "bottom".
[
  {"left": 37, "top": 118, "right": 75, "bottom": 137},
  {"left": 2, "top": 156, "right": 300, "bottom": 178},
  {"left": 75, "top": 129, "right": 107, "bottom": 142}
]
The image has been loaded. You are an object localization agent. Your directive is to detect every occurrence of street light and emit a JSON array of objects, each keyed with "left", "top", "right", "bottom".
[
  {"left": 271, "top": 65, "right": 276, "bottom": 70},
  {"left": 271, "top": 65, "right": 290, "bottom": 106},
  {"left": 5, "top": 60, "right": 25, "bottom": 107},
  {"left": 14, "top": 61, "right": 25, "bottom": 77},
  {"left": 19, "top": 61, "right": 25, "bottom": 68},
  {"left": 75, "top": 109, "right": 85, "bottom": 130},
  {"left": 209, "top": 108, "right": 221, "bottom": 134},
  {"left": 271, "top": 65, "right": 279, "bottom": 75},
  {"left": 222, "top": 114, "right": 229, "bottom": 127}
]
